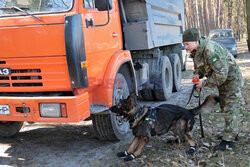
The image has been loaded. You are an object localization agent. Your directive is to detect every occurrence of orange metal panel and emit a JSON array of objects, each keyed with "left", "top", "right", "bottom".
[
  {"left": 73, "top": 50, "right": 133, "bottom": 106},
  {"left": 81, "top": 0, "right": 123, "bottom": 89},
  {"left": 93, "top": 50, "right": 133, "bottom": 107},
  {"left": 0, "top": 92, "right": 90, "bottom": 122},
  {"left": 0, "top": 56, "right": 72, "bottom": 92},
  {"left": 0, "top": 24, "right": 66, "bottom": 58}
]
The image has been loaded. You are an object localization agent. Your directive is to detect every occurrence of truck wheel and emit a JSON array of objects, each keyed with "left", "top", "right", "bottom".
[
  {"left": 92, "top": 72, "right": 131, "bottom": 141},
  {"left": 169, "top": 53, "right": 182, "bottom": 92},
  {"left": 182, "top": 50, "right": 187, "bottom": 71},
  {"left": 154, "top": 56, "right": 173, "bottom": 100},
  {"left": 0, "top": 121, "right": 23, "bottom": 138}
]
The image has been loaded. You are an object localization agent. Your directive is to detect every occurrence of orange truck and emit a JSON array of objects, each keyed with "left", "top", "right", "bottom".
[{"left": 0, "top": 0, "right": 185, "bottom": 140}]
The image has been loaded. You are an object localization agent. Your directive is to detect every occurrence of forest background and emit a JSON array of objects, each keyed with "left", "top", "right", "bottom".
[{"left": 184, "top": 0, "right": 248, "bottom": 41}]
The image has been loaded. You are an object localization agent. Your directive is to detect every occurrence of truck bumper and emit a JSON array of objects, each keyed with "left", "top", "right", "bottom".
[{"left": 0, "top": 92, "right": 90, "bottom": 123}]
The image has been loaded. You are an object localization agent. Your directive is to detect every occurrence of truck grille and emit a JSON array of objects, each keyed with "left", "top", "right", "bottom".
[
  {"left": 0, "top": 69, "right": 42, "bottom": 87},
  {"left": 0, "top": 56, "right": 71, "bottom": 92}
]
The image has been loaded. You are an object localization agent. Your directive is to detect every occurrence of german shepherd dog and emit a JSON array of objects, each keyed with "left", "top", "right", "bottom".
[{"left": 110, "top": 93, "right": 219, "bottom": 161}]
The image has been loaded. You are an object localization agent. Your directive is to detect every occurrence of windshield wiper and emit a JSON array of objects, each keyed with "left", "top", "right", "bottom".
[{"left": 0, "top": 6, "right": 42, "bottom": 21}]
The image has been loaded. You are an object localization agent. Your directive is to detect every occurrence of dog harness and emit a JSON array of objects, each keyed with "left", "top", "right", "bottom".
[{"left": 145, "top": 107, "right": 157, "bottom": 126}]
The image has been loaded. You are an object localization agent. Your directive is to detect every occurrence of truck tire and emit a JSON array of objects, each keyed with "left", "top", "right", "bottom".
[
  {"left": 154, "top": 56, "right": 173, "bottom": 101},
  {"left": 182, "top": 50, "right": 187, "bottom": 71},
  {"left": 169, "top": 53, "right": 182, "bottom": 92},
  {"left": 0, "top": 121, "right": 23, "bottom": 138},
  {"left": 172, "top": 43, "right": 185, "bottom": 71},
  {"left": 92, "top": 72, "right": 131, "bottom": 141}
]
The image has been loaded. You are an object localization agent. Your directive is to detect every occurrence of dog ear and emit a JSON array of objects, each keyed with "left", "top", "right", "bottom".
[{"left": 128, "top": 92, "right": 138, "bottom": 103}]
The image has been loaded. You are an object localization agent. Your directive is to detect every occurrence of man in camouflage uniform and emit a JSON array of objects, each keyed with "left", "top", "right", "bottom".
[{"left": 182, "top": 28, "right": 244, "bottom": 151}]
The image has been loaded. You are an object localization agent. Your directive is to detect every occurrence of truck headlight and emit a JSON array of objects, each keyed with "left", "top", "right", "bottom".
[{"left": 40, "top": 103, "right": 67, "bottom": 118}]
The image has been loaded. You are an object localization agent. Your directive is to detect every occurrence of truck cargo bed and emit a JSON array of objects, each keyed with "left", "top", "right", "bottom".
[{"left": 121, "top": 0, "right": 185, "bottom": 50}]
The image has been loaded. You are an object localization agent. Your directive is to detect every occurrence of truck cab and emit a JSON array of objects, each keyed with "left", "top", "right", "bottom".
[
  {"left": 0, "top": 0, "right": 185, "bottom": 141},
  {"left": 0, "top": 0, "right": 137, "bottom": 140}
]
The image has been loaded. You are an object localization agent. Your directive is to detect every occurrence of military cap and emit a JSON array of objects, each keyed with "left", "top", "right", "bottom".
[{"left": 183, "top": 28, "right": 200, "bottom": 42}]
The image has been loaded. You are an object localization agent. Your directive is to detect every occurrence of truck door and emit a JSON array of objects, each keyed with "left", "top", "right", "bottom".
[{"left": 81, "top": 0, "right": 122, "bottom": 87}]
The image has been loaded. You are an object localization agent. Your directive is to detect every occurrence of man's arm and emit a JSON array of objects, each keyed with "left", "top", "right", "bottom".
[{"left": 203, "top": 54, "right": 229, "bottom": 87}]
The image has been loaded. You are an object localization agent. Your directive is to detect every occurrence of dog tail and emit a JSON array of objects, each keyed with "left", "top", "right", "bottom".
[{"left": 189, "top": 94, "right": 220, "bottom": 116}]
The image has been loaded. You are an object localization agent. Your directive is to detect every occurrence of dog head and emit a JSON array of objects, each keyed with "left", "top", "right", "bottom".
[
  {"left": 110, "top": 92, "right": 148, "bottom": 128},
  {"left": 109, "top": 92, "right": 138, "bottom": 118}
]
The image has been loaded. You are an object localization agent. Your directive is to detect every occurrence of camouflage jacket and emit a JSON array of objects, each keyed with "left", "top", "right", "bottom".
[{"left": 192, "top": 38, "right": 243, "bottom": 88}]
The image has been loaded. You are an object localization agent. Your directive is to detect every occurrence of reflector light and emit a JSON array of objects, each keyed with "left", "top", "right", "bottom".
[{"left": 60, "top": 103, "right": 67, "bottom": 118}]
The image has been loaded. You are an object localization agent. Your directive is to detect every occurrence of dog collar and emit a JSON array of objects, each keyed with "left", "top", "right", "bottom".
[{"left": 145, "top": 108, "right": 157, "bottom": 123}]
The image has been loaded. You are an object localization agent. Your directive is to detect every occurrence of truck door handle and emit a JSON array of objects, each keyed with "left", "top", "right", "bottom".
[
  {"left": 86, "top": 18, "right": 94, "bottom": 28},
  {"left": 112, "top": 33, "right": 119, "bottom": 37}
]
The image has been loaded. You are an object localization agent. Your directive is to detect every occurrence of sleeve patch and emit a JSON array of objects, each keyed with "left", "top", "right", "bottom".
[{"left": 212, "top": 57, "right": 217, "bottom": 62}]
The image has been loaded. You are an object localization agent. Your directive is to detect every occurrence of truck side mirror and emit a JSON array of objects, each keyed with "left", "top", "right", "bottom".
[{"left": 95, "top": 0, "right": 112, "bottom": 11}]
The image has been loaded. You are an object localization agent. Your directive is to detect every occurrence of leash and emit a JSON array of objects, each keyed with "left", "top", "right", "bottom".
[
  {"left": 197, "top": 88, "right": 204, "bottom": 138},
  {"left": 185, "top": 84, "right": 197, "bottom": 107},
  {"left": 186, "top": 76, "right": 204, "bottom": 138}
]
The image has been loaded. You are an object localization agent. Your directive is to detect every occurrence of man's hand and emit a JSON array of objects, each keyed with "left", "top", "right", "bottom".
[
  {"left": 192, "top": 76, "right": 199, "bottom": 83},
  {"left": 194, "top": 80, "right": 204, "bottom": 88}
]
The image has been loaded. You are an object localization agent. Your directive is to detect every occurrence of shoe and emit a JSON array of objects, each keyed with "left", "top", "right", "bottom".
[
  {"left": 186, "top": 146, "right": 196, "bottom": 155},
  {"left": 124, "top": 154, "right": 136, "bottom": 161},
  {"left": 117, "top": 150, "right": 129, "bottom": 157},
  {"left": 215, "top": 140, "right": 234, "bottom": 151}
]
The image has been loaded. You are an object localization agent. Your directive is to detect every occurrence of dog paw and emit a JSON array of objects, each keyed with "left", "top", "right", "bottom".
[
  {"left": 117, "top": 151, "right": 128, "bottom": 157},
  {"left": 186, "top": 146, "right": 196, "bottom": 156},
  {"left": 124, "top": 154, "right": 136, "bottom": 161}
]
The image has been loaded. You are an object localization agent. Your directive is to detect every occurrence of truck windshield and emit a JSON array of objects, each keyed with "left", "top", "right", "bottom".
[{"left": 0, "top": 0, "right": 73, "bottom": 16}]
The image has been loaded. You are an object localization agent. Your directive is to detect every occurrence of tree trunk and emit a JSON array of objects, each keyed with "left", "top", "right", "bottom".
[
  {"left": 227, "top": 0, "right": 233, "bottom": 28},
  {"left": 215, "top": 0, "right": 219, "bottom": 29},
  {"left": 207, "top": 0, "right": 215, "bottom": 31},
  {"left": 198, "top": 0, "right": 205, "bottom": 36},
  {"left": 247, "top": 0, "right": 250, "bottom": 51},
  {"left": 203, "top": 0, "right": 209, "bottom": 35},
  {"left": 190, "top": 0, "right": 195, "bottom": 27},
  {"left": 219, "top": 0, "right": 224, "bottom": 29},
  {"left": 186, "top": 0, "right": 192, "bottom": 29}
]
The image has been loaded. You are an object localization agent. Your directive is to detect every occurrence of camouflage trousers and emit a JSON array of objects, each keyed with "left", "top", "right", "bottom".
[{"left": 219, "top": 79, "right": 244, "bottom": 141}]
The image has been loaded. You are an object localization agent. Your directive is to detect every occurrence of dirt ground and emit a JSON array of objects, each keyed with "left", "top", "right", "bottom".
[{"left": 0, "top": 40, "right": 249, "bottom": 167}]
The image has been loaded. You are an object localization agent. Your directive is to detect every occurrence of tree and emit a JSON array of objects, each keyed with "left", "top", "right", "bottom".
[
  {"left": 197, "top": 0, "right": 205, "bottom": 36},
  {"left": 184, "top": 0, "right": 247, "bottom": 41},
  {"left": 226, "top": 0, "right": 233, "bottom": 28},
  {"left": 247, "top": 0, "right": 250, "bottom": 50}
]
